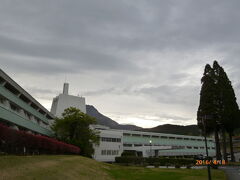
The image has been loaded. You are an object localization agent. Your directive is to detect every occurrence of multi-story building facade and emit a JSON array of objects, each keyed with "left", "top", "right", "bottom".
[
  {"left": 0, "top": 69, "right": 54, "bottom": 136},
  {"left": 92, "top": 125, "right": 123, "bottom": 162},
  {"left": 92, "top": 125, "right": 216, "bottom": 162}
]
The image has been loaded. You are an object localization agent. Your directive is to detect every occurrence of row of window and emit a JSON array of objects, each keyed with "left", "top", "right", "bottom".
[
  {"left": 0, "top": 79, "right": 53, "bottom": 119},
  {"left": 123, "top": 133, "right": 214, "bottom": 142},
  {"left": 101, "top": 137, "right": 121, "bottom": 142},
  {"left": 123, "top": 143, "right": 215, "bottom": 150},
  {"left": 186, "top": 146, "right": 215, "bottom": 150},
  {"left": 101, "top": 150, "right": 119, "bottom": 156},
  {"left": 0, "top": 96, "right": 49, "bottom": 129}
]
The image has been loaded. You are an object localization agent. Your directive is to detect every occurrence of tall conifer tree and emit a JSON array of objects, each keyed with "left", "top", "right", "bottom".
[
  {"left": 197, "top": 64, "right": 222, "bottom": 159},
  {"left": 198, "top": 61, "right": 240, "bottom": 162},
  {"left": 216, "top": 62, "right": 240, "bottom": 162}
]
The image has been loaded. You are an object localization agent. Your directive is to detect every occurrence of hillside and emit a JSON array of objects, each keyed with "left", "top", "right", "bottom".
[
  {"left": 144, "top": 124, "right": 201, "bottom": 136},
  {"left": 86, "top": 105, "right": 141, "bottom": 130},
  {"left": 86, "top": 105, "right": 201, "bottom": 135}
]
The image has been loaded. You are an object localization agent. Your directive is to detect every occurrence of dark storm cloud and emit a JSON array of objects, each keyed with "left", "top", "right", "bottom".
[{"left": 1, "top": 0, "right": 240, "bottom": 126}]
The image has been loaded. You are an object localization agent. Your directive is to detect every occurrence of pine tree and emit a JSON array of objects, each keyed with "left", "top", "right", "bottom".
[
  {"left": 199, "top": 60, "right": 240, "bottom": 162},
  {"left": 212, "top": 61, "right": 227, "bottom": 161},
  {"left": 197, "top": 64, "right": 222, "bottom": 159},
  {"left": 217, "top": 63, "right": 240, "bottom": 162}
]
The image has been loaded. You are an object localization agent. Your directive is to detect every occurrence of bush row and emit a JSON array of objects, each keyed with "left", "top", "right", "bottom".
[
  {"left": 0, "top": 123, "right": 80, "bottom": 155},
  {"left": 115, "top": 156, "right": 195, "bottom": 166}
]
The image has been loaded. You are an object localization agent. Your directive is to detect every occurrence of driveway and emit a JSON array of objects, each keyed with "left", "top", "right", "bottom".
[{"left": 220, "top": 166, "right": 240, "bottom": 180}]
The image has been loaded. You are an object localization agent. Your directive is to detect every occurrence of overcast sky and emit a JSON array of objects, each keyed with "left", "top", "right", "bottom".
[{"left": 1, "top": 0, "right": 240, "bottom": 128}]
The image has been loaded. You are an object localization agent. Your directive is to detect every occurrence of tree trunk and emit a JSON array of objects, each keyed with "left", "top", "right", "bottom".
[
  {"left": 222, "top": 129, "right": 227, "bottom": 162},
  {"left": 229, "top": 131, "right": 235, "bottom": 162},
  {"left": 215, "top": 129, "right": 222, "bottom": 160}
]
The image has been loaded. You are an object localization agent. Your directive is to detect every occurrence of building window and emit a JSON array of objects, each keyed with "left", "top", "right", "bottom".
[
  {"left": 24, "top": 111, "right": 32, "bottom": 120},
  {"left": 34, "top": 117, "right": 41, "bottom": 125},
  {"left": 0, "top": 96, "right": 6, "bottom": 105},
  {"left": 187, "top": 146, "right": 192, "bottom": 149},
  {"left": 0, "top": 76, "right": 5, "bottom": 84},
  {"left": 101, "top": 137, "right": 121, "bottom": 143},
  {"left": 161, "top": 136, "right": 168, "bottom": 139},
  {"left": 4, "top": 83, "right": 20, "bottom": 95},
  {"left": 107, "top": 150, "right": 111, "bottom": 155},
  {"left": 101, "top": 150, "right": 119, "bottom": 156},
  {"left": 194, "top": 147, "right": 198, "bottom": 149},
  {"left": 169, "top": 137, "right": 175, "bottom": 139},
  {"left": 143, "top": 135, "right": 150, "bottom": 137},
  {"left": 176, "top": 137, "right": 183, "bottom": 140},
  {"left": 123, "top": 144, "right": 132, "bottom": 147},
  {"left": 132, "top": 134, "right": 141, "bottom": 137},
  {"left": 134, "top": 144, "right": 142, "bottom": 147},
  {"left": 10, "top": 103, "right": 20, "bottom": 113},
  {"left": 101, "top": 150, "right": 106, "bottom": 155}
]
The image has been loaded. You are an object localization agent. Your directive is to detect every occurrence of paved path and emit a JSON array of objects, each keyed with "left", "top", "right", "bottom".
[{"left": 220, "top": 166, "right": 240, "bottom": 180}]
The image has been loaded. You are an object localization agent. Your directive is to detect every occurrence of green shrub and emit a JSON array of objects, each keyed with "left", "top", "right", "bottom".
[
  {"left": 121, "top": 150, "right": 137, "bottom": 157},
  {"left": 175, "top": 164, "right": 181, "bottom": 168},
  {"left": 210, "top": 163, "right": 218, "bottom": 169},
  {"left": 115, "top": 157, "right": 195, "bottom": 167}
]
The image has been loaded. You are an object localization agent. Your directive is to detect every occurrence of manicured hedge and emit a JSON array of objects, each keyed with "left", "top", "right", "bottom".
[
  {"left": 115, "top": 156, "right": 195, "bottom": 166},
  {"left": 0, "top": 123, "right": 80, "bottom": 155}
]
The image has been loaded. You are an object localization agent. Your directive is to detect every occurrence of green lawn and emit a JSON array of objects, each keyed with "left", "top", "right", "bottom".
[{"left": 0, "top": 155, "right": 226, "bottom": 180}]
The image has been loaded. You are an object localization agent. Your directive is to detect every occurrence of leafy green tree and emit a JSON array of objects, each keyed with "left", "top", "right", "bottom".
[{"left": 52, "top": 107, "right": 99, "bottom": 157}]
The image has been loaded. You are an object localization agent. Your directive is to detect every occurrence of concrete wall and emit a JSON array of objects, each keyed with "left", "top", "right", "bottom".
[
  {"left": 51, "top": 94, "right": 86, "bottom": 117},
  {"left": 93, "top": 129, "right": 123, "bottom": 162}
]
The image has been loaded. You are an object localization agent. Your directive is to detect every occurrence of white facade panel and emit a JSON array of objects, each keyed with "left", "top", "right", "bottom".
[
  {"left": 93, "top": 129, "right": 123, "bottom": 162},
  {"left": 50, "top": 83, "right": 86, "bottom": 117}
]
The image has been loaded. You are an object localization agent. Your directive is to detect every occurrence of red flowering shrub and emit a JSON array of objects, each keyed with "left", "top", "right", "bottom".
[{"left": 0, "top": 123, "right": 80, "bottom": 155}]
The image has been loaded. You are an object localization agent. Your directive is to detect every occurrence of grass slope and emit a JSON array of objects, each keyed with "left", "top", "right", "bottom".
[{"left": 0, "top": 155, "right": 226, "bottom": 180}]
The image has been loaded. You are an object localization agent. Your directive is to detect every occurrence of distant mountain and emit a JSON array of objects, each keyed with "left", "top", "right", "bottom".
[
  {"left": 86, "top": 105, "right": 142, "bottom": 130},
  {"left": 86, "top": 105, "right": 201, "bottom": 136},
  {"left": 143, "top": 124, "right": 201, "bottom": 136}
]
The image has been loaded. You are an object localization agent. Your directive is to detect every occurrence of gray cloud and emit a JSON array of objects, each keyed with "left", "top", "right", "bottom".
[{"left": 1, "top": 0, "right": 240, "bottom": 127}]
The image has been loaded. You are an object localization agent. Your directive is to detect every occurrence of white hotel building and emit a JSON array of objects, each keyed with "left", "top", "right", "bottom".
[{"left": 92, "top": 125, "right": 216, "bottom": 162}]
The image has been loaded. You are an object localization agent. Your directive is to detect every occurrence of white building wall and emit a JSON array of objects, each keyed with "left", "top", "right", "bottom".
[
  {"left": 92, "top": 126, "right": 216, "bottom": 162},
  {"left": 93, "top": 129, "right": 123, "bottom": 162},
  {"left": 51, "top": 94, "right": 86, "bottom": 117},
  {"left": 50, "top": 83, "right": 86, "bottom": 117}
]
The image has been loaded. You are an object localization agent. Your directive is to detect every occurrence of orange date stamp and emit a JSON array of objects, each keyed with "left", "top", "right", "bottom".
[{"left": 196, "top": 160, "right": 226, "bottom": 165}]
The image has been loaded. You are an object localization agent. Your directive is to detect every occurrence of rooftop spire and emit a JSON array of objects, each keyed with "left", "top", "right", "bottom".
[{"left": 63, "top": 83, "right": 69, "bottom": 95}]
